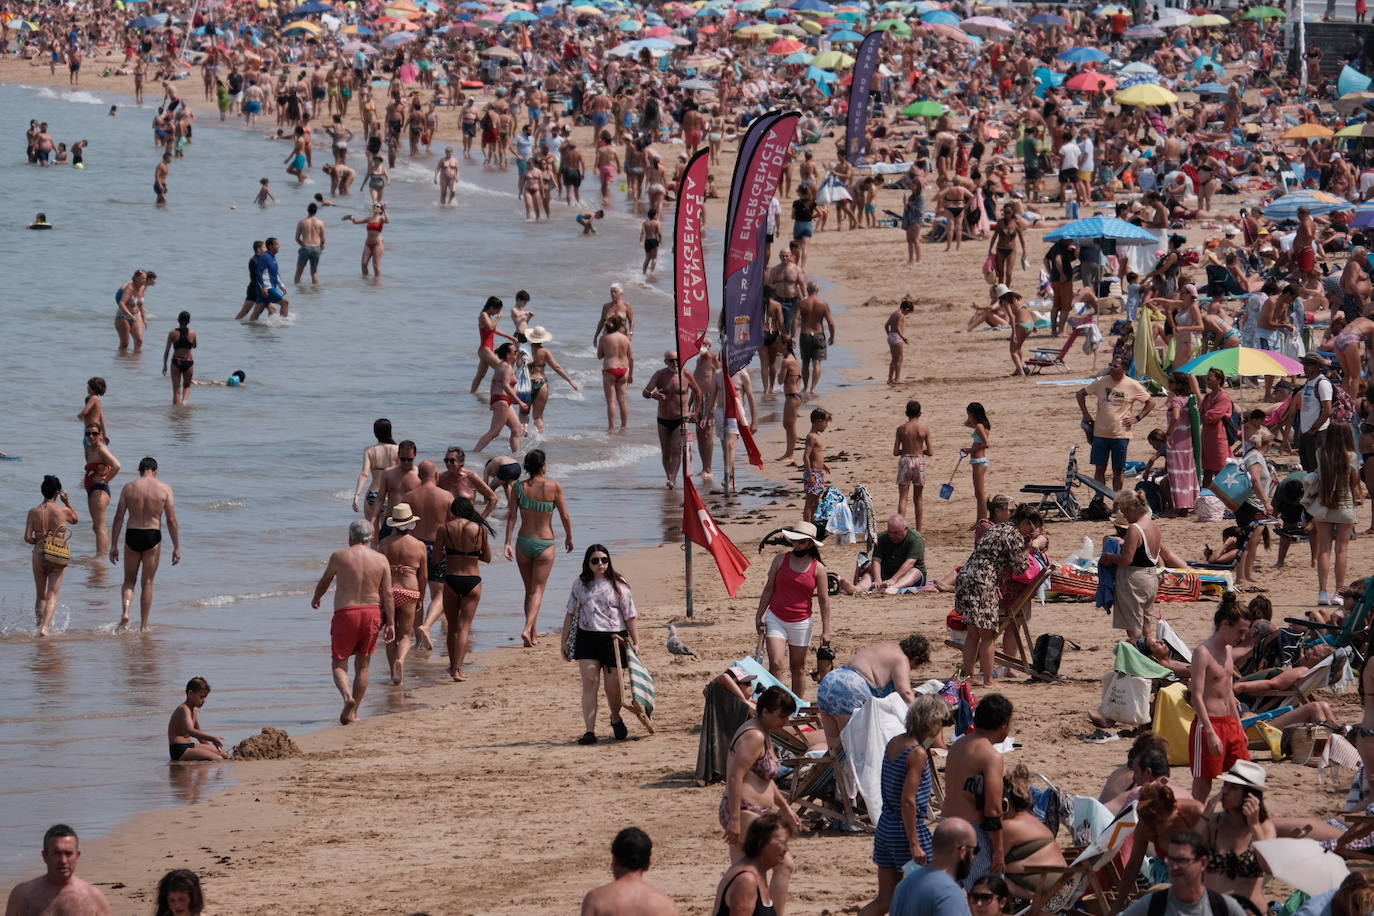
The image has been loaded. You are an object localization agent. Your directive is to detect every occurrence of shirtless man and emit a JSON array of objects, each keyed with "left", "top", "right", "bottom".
[
  {"left": 373, "top": 440, "right": 419, "bottom": 533},
  {"left": 311, "top": 520, "right": 395, "bottom": 724},
  {"left": 693, "top": 345, "right": 722, "bottom": 478},
  {"left": 802, "top": 408, "right": 831, "bottom": 521},
  {"left": 4, "top": 825, "right": 111, "bottom": 916},
  {"left": 400, "top": 460, "right": 453, "bottom": 646},
  {"left": 153, "top": 152, "right": 171, "bottom": 204},
  {"left": 761, "top": 293, "right": 786, "bottom": 395},
  {"left": 767, "top": 248, "right": 807, "bottom": 337},
  {"left": 108, "top": 456, "right": 180, "bottom": 632},
  {"left": 594, "top": 284, "right": 635, "bottom": 344},
  {"left": 435, "top": 146, "right": 460, "bottom": 206},
  {"left": 598, "top": 316, "right": 634, "bottom": 431},
  {"left": 437, "top": 446, "right": 498, "bottom": 514},
  {"left": 284, "top": 126, "right": 308, "bottom": 183},
  {"left": 894, "top": 400, "right": 934, "bottom": 529},
  {"left": 642, "top": 351, "right": 703, "bottom": 488},
  {"left": 1294, "top": 205, "right": 1318, "bottom": 280},
  {"left": 241, "top": 80, "right": 265, "bottom": 128},
  {"left": 1189, "top": 600, "right": 1251, "bottom": 802},
  {"left": 941, "top": 693, "right": 1013, "bottom": 887},
  {"left": 580, "top": 827, "right": 680, "bottom": 916},
  {"left": 776, "top": 338, "right": 803, "bottom": 462},
  {"left": 814, "top": 635, "right": 928, "bottom": 753},
  {"left": 594, "top": 131, "right": 621, "bottom": 205},
  {"left": 796, "top": 282, "right": 834, "bottom": 397},
  {"left": 293, "top": 202, "right": 326, "bottom": 283},
  {"left": 560, "top": 140, "right": 585, "bottom": 204}
]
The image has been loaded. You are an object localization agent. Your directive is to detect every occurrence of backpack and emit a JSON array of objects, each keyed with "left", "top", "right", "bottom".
[
  {"left": 1032, "top": 634, "right": 1064, "bottom": 678},
  {"left": 1146, "top": 888, "right": 1233, "bottom": 916},
  {"left": 1331, "top": 378, "right": 1355, "bottom": 423}
]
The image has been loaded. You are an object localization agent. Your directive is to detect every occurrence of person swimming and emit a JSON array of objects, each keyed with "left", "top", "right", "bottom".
[{"left": 27, "top": 212, "right": 52, "bottom": 230}]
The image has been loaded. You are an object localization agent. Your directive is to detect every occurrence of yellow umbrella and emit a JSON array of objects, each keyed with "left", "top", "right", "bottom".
[
  {"left": 1283, "top": 123, "right": 1334, "bottom": 139},
  {"left": 571, "top": 4, "right": 602, "bottom": 14},
  {"left": 735, "top": 23, "right": 777, "bottom": 36},
  {"left": 1115, "top": 83, "right": 1178, "bottom": 106},
  {"left": 284, "top": 18, "right": 321, "bottom": 31},
  {"left": 1189, "top": 13, "right": 1229, "bottom": 26},
  {"left": 798, "top": 17, "right": 822, "bottom": 33},
  {"left": 811, "top": 49, "right": 855, "bottom": 69}
]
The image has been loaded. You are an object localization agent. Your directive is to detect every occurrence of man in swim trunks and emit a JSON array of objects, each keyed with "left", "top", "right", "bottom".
[
  {"left": 642, "top": 350, "right": 704, "bottom": 489},
  {"left": 435, "top": 146, "right": 460, "bottom": 206},
  {"left": 597, "top": 315, "right": 634, "bottom": 431},
  {"left": 153, "top": 152, "right": 171, "bottom": 204},
  {"left": 560, "top": 140, "right": 584, "bottom": 205},
  {"left": 1189, "top": 599, "right": 1251, "bottom": 802},
  {"left": 293, "top": 202, "right": 326, "bottom": 284},
  {"left": 594, "top": 130, "right": 621, "bottom": 205},
  {"left": 166, "top": 676, "right": 228, "bottom": 762},
  {"left": 767, "top": 248, "right": 807, "bottom": 336},
  {"left": 311, "top": 520, "right": 395, "bottom": 725},
  {"left": 373, "top": 440, "right": 420, "bottom": 536},
  {"left": 796, "top": 281, "right": 834, "bottom": 397},
  {"left": 894, "top": 399, "right": 934, "bottom": 529},
  {"left": 402, "top": 460, "right": 459, "bottom": 646},
  {"left": 802, "top": 408, "right": 831, "bottom": 522},
  {"left": 108, "top": 456, "right": 180, "bottom": 633},
  {"left": 284, "top": 126, "right": 309, "bottom": 183},
  {"left": 579, "top": 827, "right": 680, "bottom": 916},
  {"left": 943, "top": 693, "right": 1013, "bottom": 888},
  {"left": 252, "top": 237, "right": 290, "bottom": 320}
]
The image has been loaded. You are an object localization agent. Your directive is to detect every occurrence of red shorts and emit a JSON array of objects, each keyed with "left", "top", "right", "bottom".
[
  {"left": 331, "top": 605, "right": 381, "bottom": 660},
  {"left": 686, "top": 129, "right": 703, "bottom": 149},
  {"left": 1189, "top": 714, "right": 1250, "bottom": 780},
  {"left": 1297, "top": 246, "right": 1316, "bottom": 273}
]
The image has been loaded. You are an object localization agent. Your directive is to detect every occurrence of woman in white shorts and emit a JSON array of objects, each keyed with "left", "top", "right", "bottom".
[{"left": 754, "top": 522, "right": 832, "bottom": 699}]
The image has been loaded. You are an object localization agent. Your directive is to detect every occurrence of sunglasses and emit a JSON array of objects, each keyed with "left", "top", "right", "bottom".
[
  {"left": 443, "top": 458, "right": 459, "bottom": 464},
  {"left": 589, "top": 556, "right": 610, "bottom": 565},
  {"left": 970, "top": 893, "right": 1001, "bottom": 904}
]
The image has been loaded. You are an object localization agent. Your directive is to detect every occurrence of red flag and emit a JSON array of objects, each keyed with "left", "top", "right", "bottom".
[
  {"left": 721, "top": 368, "right": 764, "bottom": 469},
  {"left": 683, "top": 476, "right": 750, "bottom": 598}
]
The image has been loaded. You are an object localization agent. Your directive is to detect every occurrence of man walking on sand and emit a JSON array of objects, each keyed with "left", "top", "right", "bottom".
[
  {"left": 580, "top": 827, "right": 680, "bottom": 916},
  {"left": 889, "top": 818, "right": 976, "bottom": 916},
  {"left": 5, "top": 824, "right": 111, "bottom": 916},
  {"left": 108, "top": 456, "right": 180, "bottom": 633},
  {"left": 1189, "top": 600, "right": 1251, "bottom": 802},
  {"left": 293, "top": 202, "right": 326, "bottom": 284},
  {"left": 311, "top": 520, "right": 395, "bottom": 725}
]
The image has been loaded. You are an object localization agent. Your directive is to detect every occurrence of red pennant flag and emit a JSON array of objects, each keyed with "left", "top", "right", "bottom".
[
  {"left": 721, "top": 369, "right": 764, "bottom": 469},
  {"left": 682, "top": 476, "right": 751, "bottom": 598}
]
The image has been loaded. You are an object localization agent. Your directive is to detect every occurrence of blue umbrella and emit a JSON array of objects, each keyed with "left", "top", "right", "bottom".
[
  {"left": 1340, "top": 64, "right": 1373, "bottom": 98},
  {"left": 129, "top": 14, "right": 169, "bottom": 29},
  {"left": 355, "top": 24, "right": 375, "bottom": 34},
  {"left": 1027, "top": 12, "right": 1067, "bottom": 26},
  {"left": 1044, "top": 217, "right": 1161, "bottom": 244},
  {"left": 615, "top": 17, "right": 641, "bottom": 29},
  {"left": 1262, "top": 191, "right": 1354, "bottom": 221},
  {"left": 381, "top": 30, "right": 418, "bottom": 46},
  {"left": 288, "top": 0, "right": 334, "bottom": 15},
  {"left": 506, "top": 9, "right": 538, "bottom": 21},
  {"left": 783, "top": 49, "right": 815, "bottom": 63},
  {"left": 806, "top": 64, "right": 838, "bottom": 83},
  {"left": 1058, "top": 46, "right": 1110, "bottom": 63},
  {"left": 695, "top": 6, "right": 726, "bottom": 16},
  {"left": 1117, "top": 73, "right": 1160, "bottom": 90},
  {"left": 638, "top": 36, "right": 675, "bottom": 49},
  {"left": 764, "top": 7, "right": 788, "bottom": 17},
  {"left": 791, "top": 0, "right": 835, "bottom": 11},
  {"left": 1352, "top": 203, "right": 1374, "bottom": 229},
  {"left": 459, "top": 1, "right": 487, "bottom": 8},
  {"left": 1194, "top": 81, "right": 1228, "bottom": 95},
  {"left": 828, "top": 27, "right": 864, "bottom": 40},
  {"left": 539, "top": 4, "right": 560, "bottom": 14},
  {"left": 920, "top": 9, "right": 958, "bottom": 23}
]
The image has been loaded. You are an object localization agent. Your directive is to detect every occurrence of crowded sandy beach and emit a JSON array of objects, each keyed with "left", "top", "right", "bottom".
[{"left": 8, "top": 0, "right": 1374, "bottom": 913}]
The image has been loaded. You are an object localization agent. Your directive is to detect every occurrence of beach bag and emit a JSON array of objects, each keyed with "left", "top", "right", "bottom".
[
  {"left": 1098, "top": 671, "right": 1152, "bottom": 726},
  {"left": 1196, "top": 492, "right": 1226, "bottom": 522},
  {"left": 1211, "top": 462, "right": 1253, "bottom": 511},
  {"left": 1287, "top": 724, "right": 1332, "bottom": 767},
  {"left": 1033, "top": 634, "right": 1065, "bottom": 678},
  {"left": 982, "top": 253, "right": 997, "bottom": 284},
  {"left": 39, "top": 527, "right": 71, "bottom": 569},
  {"left": 1332, "top": 383, "right": 1356, "bottom": 423}
]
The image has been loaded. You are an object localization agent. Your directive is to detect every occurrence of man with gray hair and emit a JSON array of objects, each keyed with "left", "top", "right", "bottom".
[
  {"left": 311, "top": 520, "right": 394, "bottom": 724},
  {"left": 845, "top": 515, "right": 926, "bottom": 593}
]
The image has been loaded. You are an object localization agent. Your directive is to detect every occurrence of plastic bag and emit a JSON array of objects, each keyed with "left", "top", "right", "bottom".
[{"left": 1065, "top": 536, "right": 1095, "bottom": 567}]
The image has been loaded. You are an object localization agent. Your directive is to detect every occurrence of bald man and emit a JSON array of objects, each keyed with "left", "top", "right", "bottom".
[
  {"left": 890, "top": 818, "right": 976, "bottom": 916},
  {"left": 850, "top": 515, "right": 926, "bottom": 593}
]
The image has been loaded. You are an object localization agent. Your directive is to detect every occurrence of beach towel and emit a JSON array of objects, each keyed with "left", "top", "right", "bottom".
[
  {"left": 613, "top": 637, "right": 655, "bottom": 729},
  {"left": 1153, "top": 682, "right": 1194, "bottom": 765},
  {"left": 1096, "top": 537, "right": 1122, "bottom": 611},
  {"left": 1114, "top": 641, "right": 1175, "bottom": 679},
  {"left": 839, "top": 692, "right": 910, "bottom": 826},
  {"left": 695, "top": 680, "right": 753, "bottom": 785},
  {"left": 734, "top": 656, "right": 812, "bottom": 710}
]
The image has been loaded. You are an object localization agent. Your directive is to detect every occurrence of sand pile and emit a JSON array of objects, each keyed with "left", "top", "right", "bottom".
[{"left": 231, "top": 727, "right": 301, "bottom": 760}]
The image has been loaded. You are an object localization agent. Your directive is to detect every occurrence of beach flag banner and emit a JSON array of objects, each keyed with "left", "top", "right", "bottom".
[
  {"left": 844, "top": 31, "right": 881, "bottom": 164},
  {"left": 721, "top": 110, "right": 800, "bottom": 376},
  {"left": 674, "top": 147, "right": 713, "bottom": 365},
  {"left": 683, "top": 476, "right": 751, "bottom": 597},
  {"left": 722, "top": 368, "right": 764, "bottom": 468}
]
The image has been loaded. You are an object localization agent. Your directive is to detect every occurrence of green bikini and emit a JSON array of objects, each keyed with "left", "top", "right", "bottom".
[{"left": 513, "top": 482, "right": 557, "bottom": 558}]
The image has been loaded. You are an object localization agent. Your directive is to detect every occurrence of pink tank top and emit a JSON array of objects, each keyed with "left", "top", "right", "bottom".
[{"left": 769, "top": 556, "right": 818, "bottom": 622}]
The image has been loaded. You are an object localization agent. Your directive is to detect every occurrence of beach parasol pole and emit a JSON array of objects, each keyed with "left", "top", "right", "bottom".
[{"left": 1297, "top": 0, "right": 1308, "bottom": 98}]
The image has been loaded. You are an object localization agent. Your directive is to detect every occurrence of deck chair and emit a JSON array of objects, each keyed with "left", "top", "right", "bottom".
[
  {"left": 1240, "top": 651, "right": 1338, "bottom": 714},
  {"left": 995, "top": 560, "right": 1054, "bottom": 679},
  {"left": 1023, "top": 800, "right": 1138, "bottom": 916},
  {"left": 1025, "top": 325, "right": 1083, "bottom": 375},
  {"left": 1283, "top": 578, "right": 1374, "bottom": 661},
  {"left": 1336, "top": 814, "right": 1374, "bottom": 862},
  {"left": 1021, "top": 446, "right": 1083, "bottom": 521},
  {"left": 732, "top": 655, "right": 812, "bottom": 711},
  {"left": 782, "top": 745, "right": 869, "bottom": 832},
  {"left": 611, "top": 635, "right": 655, "bottom": 734}
]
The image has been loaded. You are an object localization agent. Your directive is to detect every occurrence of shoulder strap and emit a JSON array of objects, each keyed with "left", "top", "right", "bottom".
[
  {"left": 1147, "top": 889, "right": 1169, "bottom": 916},
  {"left": 1206, "top": 891, "right": 1231, "bottom": 916}
]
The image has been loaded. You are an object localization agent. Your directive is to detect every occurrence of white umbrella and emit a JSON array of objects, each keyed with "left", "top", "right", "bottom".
[{"left": 1253, "top": 839, "right": 1350, "bottom": 897}]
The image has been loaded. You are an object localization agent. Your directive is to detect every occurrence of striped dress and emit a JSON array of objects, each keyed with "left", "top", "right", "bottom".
[
  {"left": 1166, "top": 395, "right": 1199, "bottom": 510},
  {"left": 872, "top": 744, "right": 934, "bottom": 868}
]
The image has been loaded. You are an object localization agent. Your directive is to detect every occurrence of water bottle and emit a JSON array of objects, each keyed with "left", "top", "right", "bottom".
[{"left": 1068, "top": 199, "right": 1080, "bottom": 220}]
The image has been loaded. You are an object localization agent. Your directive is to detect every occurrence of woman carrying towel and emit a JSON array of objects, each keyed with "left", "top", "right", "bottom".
[
  {"left": 561, "top": 544, "right": 637, "bottom": 746},
  {"left": 1099, "top": 490, "right": 1185, "bottom": 641}
]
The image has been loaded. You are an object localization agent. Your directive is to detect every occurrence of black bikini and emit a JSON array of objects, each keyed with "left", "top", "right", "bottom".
[
  {"left": 442, "top": 546, "right": 484, "bottom": 597},
  {"left": 716, "top": 871, "right": 776, "bottom": 916},
  {"left": 171, "top": 326, "right": 196, "bottom": 372}
]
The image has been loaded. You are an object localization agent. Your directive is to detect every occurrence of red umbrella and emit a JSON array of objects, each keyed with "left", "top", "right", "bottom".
[
  {"left": 767, "top": 37, "right": 804, "bottom": 53},
  {"left": 645, "top": 24, "right": 671, "bottom": 36},
  {"left": 1066, "top": 72, "right": 1118, "bottom": 91}
]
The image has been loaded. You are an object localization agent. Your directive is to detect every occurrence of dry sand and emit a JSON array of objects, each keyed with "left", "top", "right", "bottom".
[{"left": 3, "top": 52, "right": 1372, "bottom": 915}]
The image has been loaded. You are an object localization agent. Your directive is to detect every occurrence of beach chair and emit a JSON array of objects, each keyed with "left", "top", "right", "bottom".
[
  {"left": 1022, "top": 801, "right": 1138, "bottom": 916},
  {"left": 1021, "top": 446, "right": 1083, "bottom": 521},
  {"left": 1282, "top": 578, "right": 1374, "bottom": 661},
  {"left": 782, "top": 746, "right": 869, "bottom": 832},
  {"left": 996, "top": 560, "right": 1055, "bottom": 679},
  {"left": 1024, "top": 325, "right": 1083, "bottom": 375},
  {"left": 1240, "top": 651, "right": 1338, "bottom": 715},
  {"left": 611, "top": 635, "right": 656, "bottom": 735}
]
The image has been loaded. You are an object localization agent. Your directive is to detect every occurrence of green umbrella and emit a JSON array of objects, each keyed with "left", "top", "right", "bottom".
[
  {"left": 901, "top": 99, "right": 944, "bottom": 117},
  {"left": 1243, "top": 5, "right": 1284, "bottom": 18},
  {"left": 871, "top": 18, "right": 912, "bottom": 35}
]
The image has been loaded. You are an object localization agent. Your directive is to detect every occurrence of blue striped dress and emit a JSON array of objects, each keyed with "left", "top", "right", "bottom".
[{"left": 872, "top": 743, "right": 934, "bottom": 868}]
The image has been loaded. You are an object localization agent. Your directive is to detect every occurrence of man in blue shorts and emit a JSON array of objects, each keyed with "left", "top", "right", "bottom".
[{"left": 1076, "top": 357, "right": 1153, "bottom": 492}]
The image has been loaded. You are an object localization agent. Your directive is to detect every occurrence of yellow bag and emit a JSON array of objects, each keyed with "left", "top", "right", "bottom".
[{"left": 39, "top": 527, "right": 71, "bottom": 569}]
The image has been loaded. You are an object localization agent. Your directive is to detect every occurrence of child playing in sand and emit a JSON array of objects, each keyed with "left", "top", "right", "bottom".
[
  {"left": 802, "top": 408, "right": 831, "bottom": 522},
  {"left": 255, "top": 178, "right": 275, "bottom": 207},
  {"left": 577, "top": 209, "right": 604, "bottom": 235},
  {"left": 167, "top": 676, "right": 229, "bottom": 762}
]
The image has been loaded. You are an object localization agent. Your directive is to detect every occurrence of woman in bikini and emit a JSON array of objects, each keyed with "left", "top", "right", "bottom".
[
  {"left": 503, "top": 449, "right": 573, "bottom": 648},
  {"left": 1199, "top": 762, "right": 1276, "bottom": 910},
  {"left": 342, "top": 202, "right": 387, "bottom": 278},
  {"left": 470, "top": 295, "right": 515, "bottom": 393},
  {"left": 82, "top": 423, "right": 119, "bottom": 558},
  {"left": 25, "top": 475, "right": 80, "bottom": 637},
  {"left": 378, "top": 504, "right": 428, "bottom": 685},
  {"left": 1334, "top": 316, "right": 1374, "bottom": 398},
  {"left": 114, "top": 269, "right": 148, "bottom": 351},
  {"left": 712, "top": 813, "right": 795, "bottom": 916},
  {"left": 434, "top": 497, "right": 493, "bottom": 680},
  {"left": 326, "top": 115, "right": 352, "bottom": 165},
  {"left": 721, "top": 687, "right": 803, "bottom": 860},
  {"left": 525, "top": 327, "right": 580, "bottom": 434},
  {"left": 363, "top": 154, "right": 389, "bottom": 202},
  {"left": 352, "top": 418, "right": 399, "bottom": 522},
  {"left": 988, "top": 203, "right": 1025, "bottom": 286},
  {"left": 885, "top": 299, "right": 913, "bottom": 385},
  {"left": 161, "top": 310, "right": 197, "bottom": 406},
  {"left": 474, "top": 343, "right": 524, "bottom": 453},
  {"left": 1003, "top": 289, "right": 1034, "bottom": 377}
]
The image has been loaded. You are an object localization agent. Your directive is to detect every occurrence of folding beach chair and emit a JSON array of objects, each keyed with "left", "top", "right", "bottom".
[
  {"left": 1282, "top": 578, "right": 1374, "bottom": 662},
  {"left": 1024, "top": 326, "right": 1082, "bottom": 375},
  {"left": 1240, "top": 651, "right": 1338, "bottom": 715},
  {"left": 995, "top": 559, "right": 1055, "bottom": 679},
  {"left": 1021, "top": 446, "right": 1083, "bottom": 521},
  {"left": 1022, "top": 800, "right": 1138, "bottom": 916},
  {"left": 611, "top": 635, "right": 656, "bottom": 735},
  {"left": 1336, "top": 813, "right": 1374, "bottom": 863}
]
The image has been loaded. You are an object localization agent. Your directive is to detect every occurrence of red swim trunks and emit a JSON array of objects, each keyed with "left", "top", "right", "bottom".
[
  {"left": 603, "top": 367, "right": 628, "bottom": 380},
  {"left": 1297, "top": 246, "right": 1316, "bottom": 273},
  {"left": 331, "top": 605, "right": 381, "bottom": 660},
  {"left": 1189, "top": 713, "right": 1250, "bottom": 780},
  {"left": 686, "top": 129, "right": 703, "bottom": 150}
]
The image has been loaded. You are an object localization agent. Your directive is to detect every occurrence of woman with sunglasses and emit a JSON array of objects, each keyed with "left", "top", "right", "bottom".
[
  {"left": 81, "top": 421, "right": 119, "bottom": 559},
  {"left": 562, "top": 544, "right": 637, "bottom": 745},
  {"left": 968, "top": 875, "right": 1012, "bottom": 916}
]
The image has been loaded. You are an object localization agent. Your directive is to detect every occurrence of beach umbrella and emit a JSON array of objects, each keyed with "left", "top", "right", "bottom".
[
  {"left": 1189, "top": 13, "right": 1229, "bottom": 26},
  {"left": 960, "top": 14, "right": 1012, "bottom": 34},
  {"left": 806, "top": 64, "right": 839, "bottom": 86},
  {"left": 1254, "top": 839, "right": 1350, "bottom": 896},
  {"left": 1115, "top": 83, "right": 1178, "bottom": 106},
  {"left": 1154, "top": 7, "right": 1192, "bottom": 26},
  {"left": 1353, "top": 204, "right": 1374, "bottom": 228},
  {"left": 736, "top": 0, "right": 769, "bottom": 8},
  {"left": 695, "top": 5, "right": 726, "bottom": 14},
  {"left": 763, "top": 6, "right": 789, "bottom": 16},
  {"left": 1339, "top": 65, "right": 1373, "bottom": 98},
  {"left": 1123, "top": 23, "right": 1163, "bottom": 37},
  {"left": 645, "top": 23, "right": 671, "bottom": 35},
  {"left": 129, "top": 13, "right": 170, "bottom": 28},
  {"left": 572, "top": 4, "right": 603, "bottom": 13},
  {"left": 871, "top": 18, "right": 911, "bottom": 34},
  {"left": 1119, "top": 61, "right": 1158, "bottom": 74},
  {"left": 1045, "top": 217, "right": 1161, "bottom": 244},
  {"left": 920, "top": 8, "right": 959, "bottom": 23},
  {"left": 768, "top": 36, "right": 804, "bottom": 52},
  {"left": 1194, "top": 81, "right": 1228, "bottom": 95},
  {"left": 1175, "top": 348, "right": 1303, "bottom": 378},
  {"left": 911, "top": 0, "right": 940, "bottom": 11},
  {"left": 923, "top": 21, "right": 974, "bottom": 41},
  {"left": 1282, "top": 123, "right": 1334, "bottom": 140},
  {"left": 479, "top": 44, "right": 519, "bottom": 57},
  {"left": 1337, "top": 122, "right": 1374, "bottom": 139},
  {"left": 289, "top": 0, "right": 333, "bottom": 13},
  {"left": 342, "top": 38, "right": 378, "bottom": 52},
  {"left": 680, "top": 53, "right": 724, "bottom": 67},
  {"left": 1067, "top": 72, "right": 1117, "bottom": 92},
  {"left": 459, "top": 0, "right": 487, "bottom": 8},
  {"left": 381, "top": 29, "right": 418, "bottom": 44},
  {"left": 680, "top": 77, "right": 716, "bottom": 89},
  {"left": 901, "top": 99, "right": 946, "bottom": 117},
  {"left": 828, "top": 27, "right": 863, "bottom": 39},
  {"left": 782, "top": 49, "right": 815, "bottom": 63},
  {"left": 796, "top": 17, "right": 823, "bottom": 32},
  {"left": 284, "top": 18, "right": 322, "bottom": 32},
  {"left": 774, "top": 22, "right": 806, "bottom": 33},
  {"left": 1027, "top": 12, "right": 1067, "bottom": 26},
  {"left": 1335, "top": 91, "right": 1374, "bottom": 114},
  {"left": 735, "top": 22, "right": 777, "bottom": 35},
  {"left": 790, "top": 0, "right": 834, "bottom": 10},
  {"left": 1261, "top": 190, "right": 1353, "bottom": 220},
  {"left": 1094, "top": 4, "right": 1128, "bottom": 13},
  {"left": 505, "top": 8, "right": 537, "bottom": 20},
  {"left": 1058, "top": 46, "right": 1109, "bottom": 63},
  {"left": 811, "top": 48, "right": 854, "bottom": 68},
  {"left": 1243, "top": 5, "right": 1284, "bottom": 18},
  {"left": 615, "top": 16, "right": 641, "bottom": 29}
]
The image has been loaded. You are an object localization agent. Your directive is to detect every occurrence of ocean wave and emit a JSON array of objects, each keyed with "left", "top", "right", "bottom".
[
  {"left": 204, "top": 498, "right": 247, "bottom": 511},
  {"left": 456, "top": 179, "right": 518, "bottom": 199},
  {"left": 556, "top": 443, "right": 659, "bottom": 475},
  {"left": 34, "top": 87, "right": 105, "bottom": 105},
  {"left": 191, "top": 588, "right": 310, "bottom": 608}
]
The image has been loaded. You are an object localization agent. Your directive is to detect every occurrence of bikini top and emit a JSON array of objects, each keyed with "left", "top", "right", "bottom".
[
  {"left": 1205, "top": 845, "right": 1264, "bottom": 879},
  {"left": 515, "top": 481, "right": 556, "bottom": 513},
  {"left": 715, "top": 871, "right": 776, "bottom": 916},
  {"left": 444, "top": 545, "right": 485, "bottom": 557},
  {"left": 175, "top": 327, "right": 196, "bottom": 350},
  {"left": 730, "top": 726, "right": 781, "bottom": 781},
  {"left": 366, "top": 220, "right": 383, "bottom": 232},
  {"left": 1130, "top": 521, "right": 1161, "bottom": 567}
]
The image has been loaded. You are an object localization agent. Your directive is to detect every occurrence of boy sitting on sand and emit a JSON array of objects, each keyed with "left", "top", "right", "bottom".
[{"left": 167, "top": 676, "right": 229, "bottom": 763}]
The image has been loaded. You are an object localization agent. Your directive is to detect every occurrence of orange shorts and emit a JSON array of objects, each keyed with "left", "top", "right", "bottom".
[{"left": 1189, "top": 714, "right": 1250, "bottom": 780}]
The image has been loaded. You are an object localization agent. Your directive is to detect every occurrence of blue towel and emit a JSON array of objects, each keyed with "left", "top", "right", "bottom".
[{"left": 1096, "top": 536, "right": 1122, "bottom": 612}]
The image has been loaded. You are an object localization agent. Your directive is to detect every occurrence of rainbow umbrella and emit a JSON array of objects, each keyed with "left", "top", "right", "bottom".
[{"left": 1175, "top": 348, "right": 1302, "bottom": 377}]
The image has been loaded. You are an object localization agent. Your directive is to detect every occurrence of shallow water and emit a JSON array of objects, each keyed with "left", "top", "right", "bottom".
[{"left": 0, "top": 81, "right": 854, "bottom": 874}]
